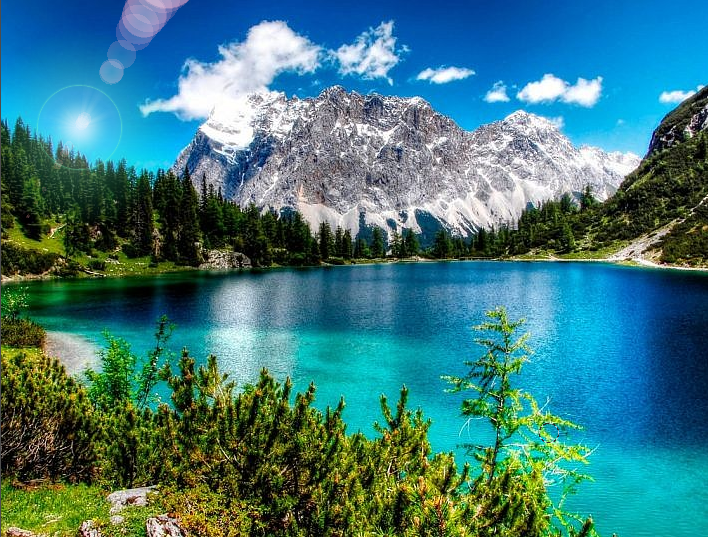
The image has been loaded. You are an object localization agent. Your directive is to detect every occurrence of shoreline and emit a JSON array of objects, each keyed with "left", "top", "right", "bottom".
[
  {"left": 43, "top": 331, "right": 98, "bottom": 375},
  {"left": 2, "top": 254, "right": 707, "bottom": 284}
]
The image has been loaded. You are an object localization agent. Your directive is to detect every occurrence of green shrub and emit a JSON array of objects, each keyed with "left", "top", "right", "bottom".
[
  {"left": 0, "top": 348, "right": 102, "bottom": 482},
  {"left": 0, "top": 317, "right": 46, "bottom": 347},
  {"left": 87, "top": 259, "right": 107, "bottom": 271},
  {"left": 0, "top": 241, "right": 59, "bottom": 275}
]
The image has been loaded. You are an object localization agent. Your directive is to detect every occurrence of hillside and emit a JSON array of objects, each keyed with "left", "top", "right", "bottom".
[{"left": 596, "top": 85, "right": 708, "bottom": 265}]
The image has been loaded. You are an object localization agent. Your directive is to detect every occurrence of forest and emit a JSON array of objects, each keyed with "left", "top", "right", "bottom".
[{"left": 3, "top": 115, "right": 707, "bottom": 278}]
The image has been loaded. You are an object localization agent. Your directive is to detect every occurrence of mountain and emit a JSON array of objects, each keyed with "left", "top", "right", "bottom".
[
  {"left": 602, "top": 85, "right": 708, "bottom": 265},
  {"left": 174, "top": 86, "right": 639, "bottom": 239}
]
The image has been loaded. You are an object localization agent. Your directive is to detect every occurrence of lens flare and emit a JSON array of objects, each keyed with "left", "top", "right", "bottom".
[
  {"left": 75, "top": 113, "right": 92, "bottom": 130},
  {"left": 101, "top": 0, "right": 190, "bottom": 84},
  {"left": 37, "top": 85, "right": 122, "bottom": 169}
]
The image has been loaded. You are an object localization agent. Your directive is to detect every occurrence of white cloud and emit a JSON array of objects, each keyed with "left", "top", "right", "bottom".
[
  {"left": 562, "top": 77, "right": 603, "bottom": 106},
  {"left": 659, "top": 85, "right": 704, "bottom": 103},
  {"left": 140, "top": 21, "right": 322, "bottom": 120},
  {"left": 484, "top": 81, "right": 510, "bottom": 103},
  {"left": 416, "top": 66, "right": 475, "bottom": 84},
  {"left": 333, "top": 21, "right": 404, "bottom": 84},
  {"left": 516, "top": 73, "right": 603, "bottom": 107},
  {"left": 546, "top": 116, "right": 564, "bottom": 129}
]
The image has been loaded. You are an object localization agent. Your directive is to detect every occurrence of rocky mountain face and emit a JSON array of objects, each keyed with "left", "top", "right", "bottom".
[
  {"left": 647, "top": 85, "right": 708, "bottom": 156},
  {"left": 174, "top": 86, "right": 639, "bottom": 239}
]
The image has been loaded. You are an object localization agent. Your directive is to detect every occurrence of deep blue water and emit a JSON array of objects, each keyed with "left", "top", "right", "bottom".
[{"left": 20, "top": 261, "right": 708, "bottom": 536}]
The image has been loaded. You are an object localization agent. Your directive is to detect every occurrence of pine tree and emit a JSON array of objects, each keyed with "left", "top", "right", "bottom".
[
  {"left": 390, "top": 230, "right": 401, "bottom": 257},
  {"left": 403, "top": 228, "right": 419, "bottom": 257},
  {"left": 177, "top": 168, "right": 201, "bottom": 265},
  {"left": 432, "top": 229, "right": 452, "bottom": 258},
  {"left": 442, "top": 307, "right": 593, "bottom": 533},
  {"left": 318, "top": 221, "right": 333, "bottom": 260},
  {"left": 342, "top": 229, "right": 353, "bottom": 259},
  {"left": 115, "top": 160, "right": 131, "bottom": 237},
  {"left": 131, "top": 172, "right": 154, "bottom": 256},
  {"left": 371, "top": 227, "right": 385, "bottom": 258}
]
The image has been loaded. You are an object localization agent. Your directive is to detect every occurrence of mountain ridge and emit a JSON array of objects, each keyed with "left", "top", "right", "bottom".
[{"left": 174, "top": 86, "right": 639, "bottom": 239}]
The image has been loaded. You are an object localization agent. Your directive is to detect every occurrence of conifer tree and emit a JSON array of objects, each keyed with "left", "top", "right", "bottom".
[
  {"left": 443, "top": 307, "right": 593, "bottom": 533},
  {"left": 371, "top": 227, "right": 385, "bottom": 258},
  {"left": 177, "top": 168, "right": 201, "bottom": 265},
  {"left": 318, "top": 221, "right": 333, "bottom": 260},
  {"left": 131, "top": 172, "right": 154, "bottom": 256},
  {"left": 403, "top": 228, "right": 419, "bottom": 257}
]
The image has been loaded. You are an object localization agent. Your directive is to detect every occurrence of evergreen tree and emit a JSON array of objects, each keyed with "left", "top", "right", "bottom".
[
  {"left": 371, "top": 227, "right": 385, "bottom": 258},
  {"left": 443, "top": 307, "right": 593, "bottom": 533},
  {"left": 403, "top": 228, "right": 419, "bottom": 257},
  {"left": 432, "top": 229, "right": 452, "bottom": 258},
  {"left": 353, "top": 237, "right": 370, "bottom": 259},
  {"left": 390, "top": 230, "right": 401, "bottom": 257},
  {"left": 342, "top": 229, "right": 353, "bottom": 259},
  {"left": 177, "top": 169, "right": 201, "bottom": 265},
  {"left": 115, "top": 160, "right": 131, "bottom": 237},
  {"left": 318, "top": 221, "right": 333, "bottom": 260},
  {"left": 580, "top": 185, "right": 597, "bottom": 212},
  {"left": 131, "top": 172, "right": 154, "bottom": 256}
]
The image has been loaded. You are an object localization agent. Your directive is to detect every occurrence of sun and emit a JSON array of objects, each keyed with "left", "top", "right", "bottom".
[{"left": 75, "top": 112, "right": 92, "bottom": 130}]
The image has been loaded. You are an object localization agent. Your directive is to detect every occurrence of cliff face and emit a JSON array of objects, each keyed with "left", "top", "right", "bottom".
[
  {"left": 647, "top": 85, "right": 708, "bottom": 156},
  {"left": 175, "top": 86, "right": 639, "bottom": 238}
]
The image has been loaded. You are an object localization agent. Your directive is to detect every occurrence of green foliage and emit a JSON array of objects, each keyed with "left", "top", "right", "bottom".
[
  {"left": 1, "top": 348, "right": 101, "bottom": 482},
  {"left": 1, "top": 286, "right": 46, "bottom": 346},
  {"left": 443, "top": 307, "right": 594, "bottom": 535},
  {"left": 84, "top": 316, "right": 173, "bottom": 412},
  {"left": 0, "top": 482, "right": 108, "bottom": 537},
  {"left": 0, "top": 240, "right": 59, "bottom": 275},
  {"left": 0, "top": 308, "right": 600, "bottom": 535},
  {"left": 1, "top": 285, "right": 29, "bottom": 320},
  {"left": 1, "top": 481, "right": 165, "bottom": 537},
  {"left": 0, "top": 317, "right": 47, "bottom": 347}
]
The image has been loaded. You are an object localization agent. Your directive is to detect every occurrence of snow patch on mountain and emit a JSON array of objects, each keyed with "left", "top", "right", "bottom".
[{"left": 174, "top": 86, "right": 640, "bottom": 239}]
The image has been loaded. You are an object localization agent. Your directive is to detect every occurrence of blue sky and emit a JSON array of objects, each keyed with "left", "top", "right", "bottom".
[{"left": 2, "top": 0, "right": 707, "bottom": 170}]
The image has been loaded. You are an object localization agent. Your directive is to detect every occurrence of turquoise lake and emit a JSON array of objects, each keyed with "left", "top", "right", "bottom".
[{"left": 20, "top": 261, "right": 708, "bottom": 536}]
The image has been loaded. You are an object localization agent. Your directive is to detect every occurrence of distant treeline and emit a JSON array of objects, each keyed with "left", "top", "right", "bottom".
[{"left": 3, "top": 116, "right": 706, "bottom": 269}]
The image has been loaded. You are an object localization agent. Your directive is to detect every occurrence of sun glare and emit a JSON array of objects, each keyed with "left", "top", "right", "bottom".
[{"left": 75, "top": 112, "right": 91, "bottom": 130}]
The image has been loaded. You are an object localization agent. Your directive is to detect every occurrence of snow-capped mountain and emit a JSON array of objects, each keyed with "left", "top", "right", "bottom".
[{"left": 174, "top": 86, "right": 639, "bottom": 238}]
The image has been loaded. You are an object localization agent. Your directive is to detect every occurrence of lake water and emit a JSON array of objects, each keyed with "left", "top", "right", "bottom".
[{"left": 19, "top": 261, "right": 708, "bottom": 536}]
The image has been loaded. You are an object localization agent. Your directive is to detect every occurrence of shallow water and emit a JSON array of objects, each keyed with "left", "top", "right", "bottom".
[{"left": 20, "top": 261, "right": 708, "bottom": 536}]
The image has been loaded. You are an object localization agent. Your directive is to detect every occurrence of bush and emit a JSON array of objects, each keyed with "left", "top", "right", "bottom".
[
  {"left": 0, "top": 317, "right": 46, "bottom": 347},
  {"left": 0, "top": 348, "right": 102, "bottom": 482},
  {"left": 0, "top": 241, "right": 59, "bottom": 275},
  {"left": 87, "top": 259, "right": 106, "bottom": 271}
]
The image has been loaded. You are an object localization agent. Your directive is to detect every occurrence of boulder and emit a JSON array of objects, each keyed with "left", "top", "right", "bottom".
[
  {"left": 77, "top": 520, "right": 101, "bottom": 537},
  {"left": 145, "top": 515, "right": 186, "bottom": 537},
  {"left": 4, "top": 528, "right": 39, "bottom": 537},
  {"left": 199, "top": 249, "right": 252, "bottom": 270},
  {"left": 106, "top": 486, "right": 157, "bottom": 514}
]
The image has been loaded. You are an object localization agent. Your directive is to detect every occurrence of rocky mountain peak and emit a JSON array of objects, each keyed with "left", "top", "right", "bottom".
[{"left": 174, "top": 86, "right": 640, "bottom": 242}]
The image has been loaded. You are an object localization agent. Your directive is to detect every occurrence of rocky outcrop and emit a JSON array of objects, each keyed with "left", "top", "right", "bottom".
[
  {"left": 145, "top": 515, "right": 187, "bottom": 537},
  {"left": 4, "top": 528, "right": 40, "bottom": 537},
  {"left": 647, "top": 85, "right": 708, "bottom": 155},
  {"left": 175, "top": 86, "right": 639, "bottom": 239},
  {"left": 198, "top": 249, "right": 251, "bottom": 270},
  {"left": 77, "top": 520, "right": 101, "bottom": 537},
  {"left": 107, "top": 486, "right": 157, "bottom": 514}
]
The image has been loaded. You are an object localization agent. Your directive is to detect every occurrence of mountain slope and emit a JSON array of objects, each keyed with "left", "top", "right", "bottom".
[
  {"left": 175, "top": 86, "right": 639, "bottom": 240},
  {"left": 598, "top": 85, "right": 708, "bottom": 264}
]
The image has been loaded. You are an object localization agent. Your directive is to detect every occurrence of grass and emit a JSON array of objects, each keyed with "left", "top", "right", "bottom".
[
  {"left": 4, "top": 219, "right": 67, "bottom": 256},
  {"left": 0, "top": 481, "right": 164, "bottom": 537},
  {"left": 3, "top": 216, "right": 194, "bottom": 279}
]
